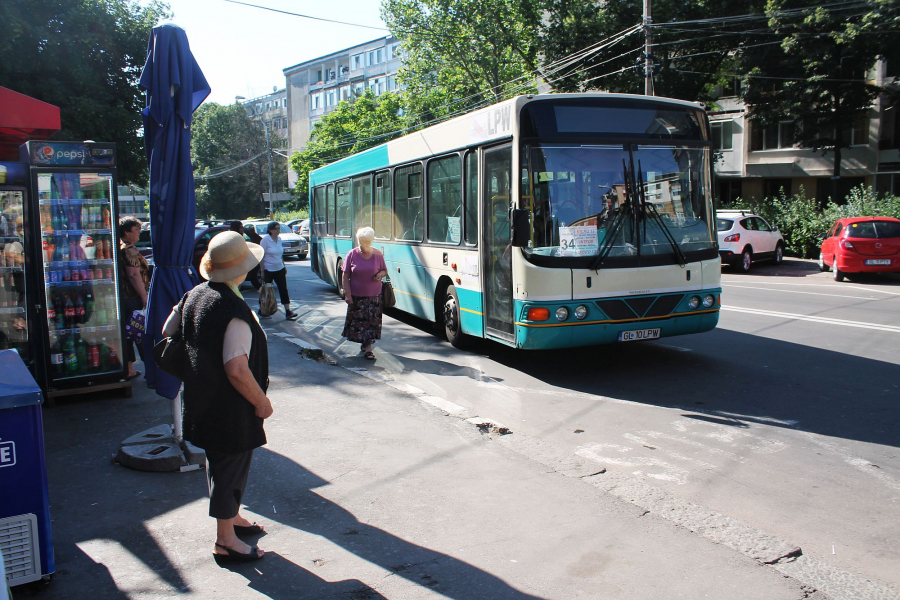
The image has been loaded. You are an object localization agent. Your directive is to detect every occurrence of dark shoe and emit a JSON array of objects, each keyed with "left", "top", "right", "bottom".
[
  {"left": 285, "top": 310, "right": 298, "bottom": 320},
  {"left": 126, "top": 371, "right": 141, "bottom": 381},
  {"left": 234, "top": 523, "right": 264, "bottom": 536},
  {"left": 213, "top": 543, "right": 263, "bottom": 562},
  {"left": 365, "top": 351, "right": 375, "bottom": 360}
]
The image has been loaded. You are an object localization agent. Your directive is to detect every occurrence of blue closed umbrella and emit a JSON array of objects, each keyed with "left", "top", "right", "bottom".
[{"left": 138, "top": 23, "right": 209, "bottom": 399}]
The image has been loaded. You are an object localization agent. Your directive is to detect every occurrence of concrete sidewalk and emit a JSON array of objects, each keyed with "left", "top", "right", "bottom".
[{"left": 22, "top": 333, "right": 826, "bottom": 599}]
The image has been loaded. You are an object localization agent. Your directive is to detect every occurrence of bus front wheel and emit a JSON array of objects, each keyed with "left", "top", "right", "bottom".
[{"left": 443, "top": 285, "right": 467, "bottom": 348}]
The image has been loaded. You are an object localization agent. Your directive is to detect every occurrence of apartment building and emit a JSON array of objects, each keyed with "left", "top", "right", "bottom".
[
  {"left": 283, "top": 36, "right": 402, "bottom": 187},
  {"left": 241, "top": 88, "right": 289, "bottom": 145},
  {"left": 708, "top": 61, "right": 900, "bottom": 205}
]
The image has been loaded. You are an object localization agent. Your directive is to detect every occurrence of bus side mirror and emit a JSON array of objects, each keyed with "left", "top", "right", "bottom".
[{"left": 511, "top": 209, "right": 530, "bottom": 248}]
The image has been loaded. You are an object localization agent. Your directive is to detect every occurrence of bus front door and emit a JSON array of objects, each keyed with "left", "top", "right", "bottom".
[{"left": 482, "top": 145, "right": 515, "bottom": 342}]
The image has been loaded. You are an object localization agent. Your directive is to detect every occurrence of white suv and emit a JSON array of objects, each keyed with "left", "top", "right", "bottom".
[{"left": 716, "top": 210, "right": 785, "bottom": 272}]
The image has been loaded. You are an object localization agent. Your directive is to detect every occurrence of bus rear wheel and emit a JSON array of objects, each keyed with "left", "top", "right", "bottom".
[
  {"left": 336, "top": 259, "right": 345, "bottom": 299},
  {"left": 443, "top": 285, "right": 467, "bottom": 348}
]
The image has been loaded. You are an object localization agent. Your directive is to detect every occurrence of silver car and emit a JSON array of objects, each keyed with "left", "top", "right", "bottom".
[{"left": 246, "top": 221, "right": 308, "bottom": 260}]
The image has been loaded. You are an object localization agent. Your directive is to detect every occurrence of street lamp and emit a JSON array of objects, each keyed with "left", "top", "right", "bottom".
[{"left": 235, "top": 95, "right": 274, "bottom": 219}]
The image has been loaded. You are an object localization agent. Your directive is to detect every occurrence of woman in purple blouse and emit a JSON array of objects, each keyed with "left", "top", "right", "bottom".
[{"left": 341, "top": 227, "right": 388, "bottom": 359}]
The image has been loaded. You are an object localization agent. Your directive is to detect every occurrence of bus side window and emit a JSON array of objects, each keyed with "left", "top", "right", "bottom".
[
  {"left": 395, "top": 164, "right": 423, "bottom": 241},
  {"left": 326, "top": 184, "right": 335, "bottom": 235},
  {"left": 313, "top": 186, "right": 326, "bottom": 236},
  {"left": 336, "top": 179, "right": 351, "bottom": 237},
  {"left": 465, "top": 151, "right": 478, "bottom": 245},
  {"left": 428, "top": 154, "right": 461, "bottom": 244},
  {"left": 353, "top": 175, "right": 372, "bottom": 230},
  {"left": 374, "top": 171, "right": 392, "bottom": 239}
]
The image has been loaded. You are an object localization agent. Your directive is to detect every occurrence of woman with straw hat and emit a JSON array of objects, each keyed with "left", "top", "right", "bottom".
[{"left": 161, "top": 231, "right": 272, "bottom": 562}]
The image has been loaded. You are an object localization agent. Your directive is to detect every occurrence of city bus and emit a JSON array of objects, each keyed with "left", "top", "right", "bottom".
[{"left": 308, "top": 93, "right": 721, "bottom": 349}]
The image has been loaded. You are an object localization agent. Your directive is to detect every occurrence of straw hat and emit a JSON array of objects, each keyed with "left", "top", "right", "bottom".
[{"left": 199, "top": 231, "right": 264, "bottom": 282}]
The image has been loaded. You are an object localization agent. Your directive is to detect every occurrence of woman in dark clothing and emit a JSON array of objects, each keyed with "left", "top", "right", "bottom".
[
  {"left": 119, "top": 216, "right": 150, "bottom": 380},
  {"left": 162, "top": 231, "right": 272, "bottom": 562}
]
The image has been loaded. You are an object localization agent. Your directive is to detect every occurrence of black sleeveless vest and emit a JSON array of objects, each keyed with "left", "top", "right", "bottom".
[{"left": 181, "top": 282, "right": 268, "bottom": 453}]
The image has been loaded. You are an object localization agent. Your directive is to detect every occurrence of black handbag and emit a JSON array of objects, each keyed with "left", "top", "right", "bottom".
[
  {"left": 152, "top": 329, "right": 185, "bottom": 379},
  {"left": 381, "top": 276, "right": 396, "bottom": 308},
  {"left": 152, "top": 291, "right": 189, "bottom": 379}
]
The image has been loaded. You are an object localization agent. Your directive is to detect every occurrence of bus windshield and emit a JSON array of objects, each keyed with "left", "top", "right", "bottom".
[{"left": 522, "top": 143, "right": 716, "bottom": 266}]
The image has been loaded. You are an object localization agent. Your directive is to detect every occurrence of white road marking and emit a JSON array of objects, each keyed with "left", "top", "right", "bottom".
[
  {"left": 576, "top": 443, "right": 689, "bottom": 484},
  {"left": 798, "top": 432, "right": 900, "bottom": 492},
  {"left": 722, "top": 306, "right": 900, "bottom": 333},
  {"left": 722, "top": 280, "right": 900, "bottom": 296},
  {"left": 722, "top": 283, "right": 875, "bottom": 300}
]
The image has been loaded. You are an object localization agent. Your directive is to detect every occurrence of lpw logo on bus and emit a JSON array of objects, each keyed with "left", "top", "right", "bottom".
[
  {"left": 487, "top": 106, "right": 511, "bottom": 135},
  {"left": 0, "top": 440, "right": 15, "bottom": 468}
]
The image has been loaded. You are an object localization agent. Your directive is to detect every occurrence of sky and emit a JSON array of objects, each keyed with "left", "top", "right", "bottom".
[{"left": 140, "top": 0, "right": 390, "bottom": 105}]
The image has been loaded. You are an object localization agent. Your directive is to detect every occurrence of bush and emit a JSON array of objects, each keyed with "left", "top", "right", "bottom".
[
  {"left": 273, "top": 209, "right": 309, "bottom": 222},
  {"left": 719, "top": 185, "right": 900, "bottom": 258}
]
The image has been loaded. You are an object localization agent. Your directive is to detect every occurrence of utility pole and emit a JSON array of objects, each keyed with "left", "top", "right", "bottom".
[
  {"left": 264, "top": 117, "right": 274, "bottom": 219},
  {"left": 644, "top": 0, "right": 654, "bottom": 96}
]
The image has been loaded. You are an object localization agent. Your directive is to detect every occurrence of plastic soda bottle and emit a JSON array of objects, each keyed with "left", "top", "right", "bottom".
[
  {"left": 50, "top": 338, "right": 64, "bottom": 379},
  {"left": 85, "top": 292, "right": 94, "bottom": 323},
  {"left": 109, "top": 343, "right": 120, "bottom": 370},
  {"left": 76, "top": 334, "right": 88, "bottom": 375},
  {"left": 88, "top": 339, "right": 100, "bottom": 372},
  {"left": 63, "top": 334, "right": 77, "bottom": 377},
  {"left": 99, "top": 337, "right": 110, "bottom": 371},
  {"left": 75, "top": 293, "right": 85, "bottom": 324},
  {"left": 64, "top": 294, "right": 75, "bottom": 329}
]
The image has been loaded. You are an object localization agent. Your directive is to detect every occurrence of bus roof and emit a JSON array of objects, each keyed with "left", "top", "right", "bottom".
[{"left": 309, "top": 93, "right": 706, "bottom": 187}]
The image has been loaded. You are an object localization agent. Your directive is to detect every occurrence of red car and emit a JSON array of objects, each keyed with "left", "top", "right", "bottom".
[{"left": 819, "top": 216, "right": 900, "bottom": 281}]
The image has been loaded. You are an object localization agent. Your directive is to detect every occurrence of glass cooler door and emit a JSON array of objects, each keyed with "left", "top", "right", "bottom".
[
  {"left": 37, "top": 171, "right": 123, "bottom": 383},
  {"left": 0, "top": 190, "right": 29, "bottom": 363}
]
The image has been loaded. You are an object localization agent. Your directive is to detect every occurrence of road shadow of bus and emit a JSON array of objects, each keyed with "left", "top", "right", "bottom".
[{"left": 478, "top": 327, "right": 899, "bottom": 449}]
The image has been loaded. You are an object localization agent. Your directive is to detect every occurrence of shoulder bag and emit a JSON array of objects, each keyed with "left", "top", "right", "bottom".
[
  {"left": 381, "top": 275, "right": 396, "bottom": 308},
  {"left": 152, "top": 292, "right": 189, "bottom": 379}
]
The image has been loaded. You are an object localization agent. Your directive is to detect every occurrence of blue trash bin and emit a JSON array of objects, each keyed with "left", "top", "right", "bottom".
[{"left": 0, "top": 350, "right": 54, "bottom": 587}]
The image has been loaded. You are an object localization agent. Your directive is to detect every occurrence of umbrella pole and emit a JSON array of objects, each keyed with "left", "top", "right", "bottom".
[{"left": 173, "top": 385, "right": 183, "bottom": 444}]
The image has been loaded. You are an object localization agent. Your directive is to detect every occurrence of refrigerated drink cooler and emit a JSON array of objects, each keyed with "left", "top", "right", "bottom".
[{"left": 3, "top": 141, "right": 132, "bottom": 399}]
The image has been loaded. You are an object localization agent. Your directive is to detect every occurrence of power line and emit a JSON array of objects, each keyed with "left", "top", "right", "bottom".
[{"left": 221, "top": 0, "right": 389, "bottom": 31}]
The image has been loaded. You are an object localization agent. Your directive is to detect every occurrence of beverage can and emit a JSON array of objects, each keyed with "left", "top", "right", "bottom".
[{"left": 106, "top": 268, "right": 114, "bottom": 280}]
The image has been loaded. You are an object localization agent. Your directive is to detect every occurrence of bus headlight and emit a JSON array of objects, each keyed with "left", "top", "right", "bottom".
[
  {"left": 574, "top": 305, "right": 588, "bottom": 320},
  {"left": 702, "top": 294, "right": 715, "bottom": 308},
  {"left": 555, "top": 307, "right": 569, "bottom": 321},
  {"left": 688, "top": 295, "right": 701, "bottom": 310}
]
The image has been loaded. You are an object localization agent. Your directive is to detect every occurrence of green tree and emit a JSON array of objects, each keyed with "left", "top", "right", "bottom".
[
  {"left": 0, "top": 0, "right": 170, "bottom": 184},
  {"left": 739, "top": 0, "right": 900, "bottom": 202},
  {"left": 290, "top": 90, "right": 404, "bottom": 201},
  {"left": 381, "top": 0, "right": 543, "bottom": 125},
  {"left": 191, "top": 102, "right": 287, "bottom": 219},
  {"left": 538, "top": 0, "right": 764, "bottom": 101}
]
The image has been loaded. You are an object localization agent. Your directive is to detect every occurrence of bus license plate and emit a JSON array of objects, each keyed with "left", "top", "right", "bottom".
[
  {"left": 866, "top": 259, "right": 891, "bottom": 265},
  {"left": 618, "top": 328, "right": 660, "bottom": 342}
]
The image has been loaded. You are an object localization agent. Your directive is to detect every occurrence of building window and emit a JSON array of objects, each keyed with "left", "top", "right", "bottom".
[
  {"left": 353, "top": 83, "right": 364, "bottom": 97},
  {"left": 751, "top": 121, "right": 796, "bottom": 151},
  {"left": 764, "top": 179, "right": 792, "bottom": 198},
  {"left": 340, "top": 86, "right": 351, "bottom": 102},
  {"left": 283, "top": 98, "right": 287, "bottom": 108},
  {"left": 369, "top": 77, "right": 384, "bottom": 95},
  {"left": 844, "top": 117, "right": 869, "bottom": 146},
  {"left": 327, "top": 90, "right": 336, "bottom": 106},
  {"left": 876, "top": 173, "right": 900, "bottom": 196},
  {"left": 352, "top": 54, "right": 363, "bottom": 70},
  {"left": 311, "top": 93, "right": 322, "bottom": 110},
  {"left": 711, "top": 121, "right": 733, "bottom": 151},
  {"left": 717, "top": 179, "right": 742, "bottom": 204}
]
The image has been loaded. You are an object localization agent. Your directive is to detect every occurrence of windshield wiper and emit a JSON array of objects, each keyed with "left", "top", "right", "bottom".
[
  {"left": 590, "top": 158, "right": 636, "bottom": 271},
  {"left": 635, "top": 161, "right": 687, "bottom": 267}
]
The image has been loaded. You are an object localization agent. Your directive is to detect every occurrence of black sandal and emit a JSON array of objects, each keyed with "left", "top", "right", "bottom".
[
  {"left": 234, "top": 523, "right": 264, "bottom": 536},
  {"left": 213, "top": 542, "right": 263, "bottom": 562}
]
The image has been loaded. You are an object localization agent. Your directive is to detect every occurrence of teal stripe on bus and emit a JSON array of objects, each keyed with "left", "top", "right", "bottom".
[{"left": 310, "top": 145, "right": 391, "bottom": 187}]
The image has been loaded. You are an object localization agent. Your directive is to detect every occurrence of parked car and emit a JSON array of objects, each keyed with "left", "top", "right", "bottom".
[
  {"left": 244, "top": 219, "right": 308, "bottom": 259},
  {"left": 286, "top": 218, "right": 310, "bottom": 239},
  {"left": 716, "top": 210, "right": 785, "bottom": 272},
  {"left": 818, "top": 216, "right": 900, "bottom": 281},
  {"left": 138, "top": 224, "right": 264, "bottom": 288}
]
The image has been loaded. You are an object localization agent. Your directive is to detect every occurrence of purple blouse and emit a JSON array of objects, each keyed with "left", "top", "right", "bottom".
[{"left": 342, "top": 247, "right": 387, "bottom": 298}]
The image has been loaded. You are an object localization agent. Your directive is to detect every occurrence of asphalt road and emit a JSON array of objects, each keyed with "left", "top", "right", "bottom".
[{"left": 271, "top": 256, "right": 900, "bottom": 598}]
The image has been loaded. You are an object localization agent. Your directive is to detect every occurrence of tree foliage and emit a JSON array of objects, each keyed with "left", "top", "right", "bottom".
[
  {"left": 539, "top": 0, "right": 766, "bottom": 101},
  {"left": 0, "top": 0, "right": 170, "bottom": 184},
  {"left": 381, "top": 0, "right": 542, "bottom": 125},
  {"left": 738, "top": 0, "right": 900, "bottom": 195},
  {"left": 191, "top": 102, "right": 287, "bottom": 220},
  {"left": 289, "top": 90, "right": 404, "bottom": 202}
]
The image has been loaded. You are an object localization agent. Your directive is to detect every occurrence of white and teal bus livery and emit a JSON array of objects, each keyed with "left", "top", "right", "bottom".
[{"left": 309, "top": 93, "right": 721, "bottom": 350}]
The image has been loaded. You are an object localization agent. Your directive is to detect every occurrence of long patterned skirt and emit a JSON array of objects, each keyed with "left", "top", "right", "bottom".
[{"left": 342, "top": 295, "right": 383, "bottom": 344}]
